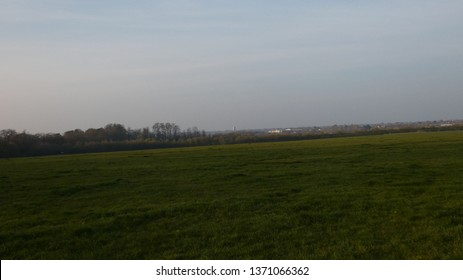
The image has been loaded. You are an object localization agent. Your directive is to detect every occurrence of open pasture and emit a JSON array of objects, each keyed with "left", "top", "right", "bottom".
[{"left": 1, "top": 131, "right": 462, "bottom": 259}]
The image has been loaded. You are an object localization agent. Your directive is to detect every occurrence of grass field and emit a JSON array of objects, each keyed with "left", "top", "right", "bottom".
[{"left": 1, "top": 131, "right": 462, "bottom": 259}]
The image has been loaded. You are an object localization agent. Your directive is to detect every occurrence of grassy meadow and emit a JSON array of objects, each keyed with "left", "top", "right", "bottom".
[{"left": 1, "top": 131, "right": 462, "bottom": 259}]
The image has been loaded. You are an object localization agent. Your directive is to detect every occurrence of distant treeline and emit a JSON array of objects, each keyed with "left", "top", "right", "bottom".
[
  {"left": 0, "top": 123, "right": 205, "bottom": 158},
  {"left": 1, "top": 122, "right": 462, "bottom": 158}
]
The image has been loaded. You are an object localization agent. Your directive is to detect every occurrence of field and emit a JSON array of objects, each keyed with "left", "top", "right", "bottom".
[{"left": 1, "top": 131, "right": 462, "bottom": 259}]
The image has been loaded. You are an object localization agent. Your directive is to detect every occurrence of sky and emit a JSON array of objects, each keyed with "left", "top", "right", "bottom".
[{"left": 1, "top": 0, "right": 462, "bottom": 133}]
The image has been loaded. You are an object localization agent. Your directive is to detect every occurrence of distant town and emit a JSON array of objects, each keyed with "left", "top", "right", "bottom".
[{"left": 218, "top": 119, "right": 463, "bottom": 136}]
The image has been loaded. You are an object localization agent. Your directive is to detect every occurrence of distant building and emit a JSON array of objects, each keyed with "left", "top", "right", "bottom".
[{"left": 268, "top": 129, "right": 282, "bottom": 134}]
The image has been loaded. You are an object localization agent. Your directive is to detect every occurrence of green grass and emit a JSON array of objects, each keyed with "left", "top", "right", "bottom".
[{"left": 1, "top": 131, "right": 463, "bottom": 259}]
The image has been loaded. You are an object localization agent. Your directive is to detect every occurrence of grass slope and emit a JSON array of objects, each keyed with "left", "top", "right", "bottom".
[{"left": 1, "top": 131, "right": 463, "bottom": 259}]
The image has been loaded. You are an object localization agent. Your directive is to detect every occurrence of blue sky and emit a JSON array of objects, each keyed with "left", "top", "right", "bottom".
[{"left": 1, "top": 0, "right": 462, "bottom": 132}]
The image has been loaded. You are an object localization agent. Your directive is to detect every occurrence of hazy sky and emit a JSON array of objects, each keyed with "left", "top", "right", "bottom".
[{"left": 1, "top": 0, "right": 462, "bottom": 133}]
